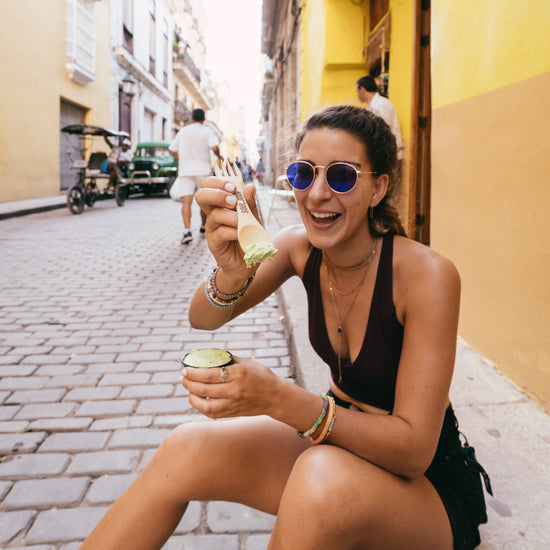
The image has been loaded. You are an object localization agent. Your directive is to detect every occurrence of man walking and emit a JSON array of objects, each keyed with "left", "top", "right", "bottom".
[
  {"left": 169, "top": 109, "right": 222, "bottom": 244},
  {"left": 356, "top": 76, "right": 403, "bottom": 161}
]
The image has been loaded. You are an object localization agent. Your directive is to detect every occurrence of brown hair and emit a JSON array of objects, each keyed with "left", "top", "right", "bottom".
[{"left": 296, "top": 104, "right": 406, "bottom": 237}]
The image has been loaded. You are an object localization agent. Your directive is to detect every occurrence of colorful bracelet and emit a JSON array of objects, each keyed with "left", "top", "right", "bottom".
[
  {"left": 204, "top": 276, "right": 240, "bottom": 309},
  {"left": 204, "top": 266, "right": 256, "bottom": 309},
  {"left": 310, "top": 395, "right": 335, "bottom": 445},
  {"left": 297, "top": 396, "right": 328, "bottom": 438},
  {"left": 210, "top": 265, "right": 255, "bottom": 300}
]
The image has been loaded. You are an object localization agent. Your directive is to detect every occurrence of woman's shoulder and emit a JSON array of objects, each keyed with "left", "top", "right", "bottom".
[
  {"left": 274, "top": 224, "right": 312, "bottom": 277},
  {"left": 393, "top": 235, "right": 460, "bottom": 315}
]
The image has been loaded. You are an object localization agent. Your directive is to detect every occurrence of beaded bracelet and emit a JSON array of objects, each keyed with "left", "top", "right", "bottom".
[
  {"left": 310, "top": 395, "right": 335, "bottom": 445},
  {"left": 204, "top": 266, "right": 256, "bottom": 309},
  {"left": 204, "top": 277, "right": 240, "bottom": 309},
  {"left": 210, "top": 265, "right": 255, "bottom": 300},
  {"left": 297, "top": 396, "right": 328, "bottom": 438}
]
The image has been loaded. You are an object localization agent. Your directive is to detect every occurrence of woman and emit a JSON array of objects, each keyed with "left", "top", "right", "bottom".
[{"left": 81, "top": 105, "right": 489, "bottom": 549}]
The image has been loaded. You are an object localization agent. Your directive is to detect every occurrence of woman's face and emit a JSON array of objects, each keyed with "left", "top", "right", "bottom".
[{"left": 294, "top": 127, "right": 380, "bottom": 251}]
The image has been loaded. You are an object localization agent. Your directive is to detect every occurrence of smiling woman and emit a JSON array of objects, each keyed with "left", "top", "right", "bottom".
[{"left": 80, "top": 104, "right": 490, "bottom": 550}]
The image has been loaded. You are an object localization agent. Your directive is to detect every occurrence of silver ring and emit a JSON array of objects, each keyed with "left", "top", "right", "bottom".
[{"left": 220, "top": 366, "right": 229, "bottom": 383}]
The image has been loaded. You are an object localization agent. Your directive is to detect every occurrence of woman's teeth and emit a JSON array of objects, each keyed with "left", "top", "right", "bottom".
[{"left": 311, "top": 211, "right": 339, "bottom": 223}]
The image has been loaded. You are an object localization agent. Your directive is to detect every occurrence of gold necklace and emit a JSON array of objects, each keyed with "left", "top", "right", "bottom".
[
  {"left": 323, "top": 239, "right": 378, "bottom": 271},
  {"left": 324, "top": 238, "right": 379, "bottom": 383}
]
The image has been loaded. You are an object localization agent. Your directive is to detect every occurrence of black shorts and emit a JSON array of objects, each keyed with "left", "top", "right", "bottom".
[{"left": 327, "top": 392, "right": 489, "bottom": 550}]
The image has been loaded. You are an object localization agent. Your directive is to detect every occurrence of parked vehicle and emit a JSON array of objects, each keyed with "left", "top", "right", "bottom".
[
  {"left": 125, "top": 141, "right": 177, "bottom": 196},
  {"left": 61, "top": 124, "right": 130, "bottom": 214}
]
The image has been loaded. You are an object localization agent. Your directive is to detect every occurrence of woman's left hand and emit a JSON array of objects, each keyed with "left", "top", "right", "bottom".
[{"left": 180, "top": 355, "right": 279, "bottom": 419}]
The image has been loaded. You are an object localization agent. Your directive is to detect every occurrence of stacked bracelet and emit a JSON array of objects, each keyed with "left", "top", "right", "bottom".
[
  {"left": 297, "top": 396, "right": 328, "bottom": 438},
  {"left": 310, "top": 395, "right": 336, "bottom": 445},
  {"left": 204, "top": 266, "right": 256, "bottom": 309}
]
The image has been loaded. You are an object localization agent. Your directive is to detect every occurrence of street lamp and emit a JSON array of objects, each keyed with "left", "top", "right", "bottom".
[{"left": 121, "top": 71, "right": 136, "bottom": 97}]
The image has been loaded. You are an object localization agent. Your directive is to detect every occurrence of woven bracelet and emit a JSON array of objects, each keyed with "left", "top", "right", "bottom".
[
  {"left": 310, "top": 395, "right": 335, "bottom": 445},
  {"left": 297, "top": 396, "right": 329, "bottom": 438}
]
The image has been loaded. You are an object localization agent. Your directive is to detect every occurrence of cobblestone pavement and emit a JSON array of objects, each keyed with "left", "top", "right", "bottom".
[{"left": 0, "top": 196, "right": 292, "bottom": 549}]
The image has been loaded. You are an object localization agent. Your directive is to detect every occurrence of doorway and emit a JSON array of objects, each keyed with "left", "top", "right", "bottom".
[
  {"left": 409, "top": 0, "right": 431, "bottom": 244},
  {"left": 59, "top": 100, "right": 86, "bottom": 191}
]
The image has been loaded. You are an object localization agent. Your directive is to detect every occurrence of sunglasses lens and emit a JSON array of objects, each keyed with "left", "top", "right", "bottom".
[
  {"left": 287, "top": 162, "right": 314, "bottom": 190},
  {"left": 326, "top": 163, "right": 357, "bottom": 193}
]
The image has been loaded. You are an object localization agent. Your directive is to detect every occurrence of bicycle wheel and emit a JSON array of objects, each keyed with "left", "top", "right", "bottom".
[
  {"left": 67, "top": 186, "right": 85, "bottom": 215},
  {"left": 115, "top": 184, "right": 126, "bottom": 207}
]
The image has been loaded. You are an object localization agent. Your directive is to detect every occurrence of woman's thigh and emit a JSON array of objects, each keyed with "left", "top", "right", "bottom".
[
  {"left": 149, "top": 416, "right": 310, "bottom": 514},
  {"left": 271, "top": 445, "right": 453, "bottom": 550}
]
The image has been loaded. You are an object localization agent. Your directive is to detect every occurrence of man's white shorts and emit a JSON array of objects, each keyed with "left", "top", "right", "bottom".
[{"left": 170, "top": 175, "right": 207, "bottom": 201}]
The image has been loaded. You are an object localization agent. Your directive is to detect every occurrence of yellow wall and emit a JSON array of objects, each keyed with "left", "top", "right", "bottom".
[
  {"left": 432, "top": 0, "right": 550, "bottom": 109},
  {"left": 431, "top": 1, "right": 550, "bottom": 409},
  {"left": 0, "top": 0, "right": 111, "bottom": 202},
  {"left": 301, "top": 0, "right": 414, "bottom": 139}
]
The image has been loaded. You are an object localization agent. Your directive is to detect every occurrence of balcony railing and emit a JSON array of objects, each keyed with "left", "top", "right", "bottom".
[
  {"left": 174, "top": 100, "right": 191, "bottom": 123},
  {"left": 173, "top": 47, "right": 201, "bottom": 83}
]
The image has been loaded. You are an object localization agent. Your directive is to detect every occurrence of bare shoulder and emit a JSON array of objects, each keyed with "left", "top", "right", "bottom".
[
  {"left": 393, "top": 235, "right": 460, "bottom": 321},
  {"left": 273, "top": 224, "right": 312, "bottom": 278}
]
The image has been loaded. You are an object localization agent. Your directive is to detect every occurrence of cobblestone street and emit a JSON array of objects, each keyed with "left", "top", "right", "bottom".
[{"left": 0, "top": 196, "right": 291, "bottom": 549}]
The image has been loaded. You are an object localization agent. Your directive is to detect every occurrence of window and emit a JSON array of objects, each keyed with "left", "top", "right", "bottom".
[
  {"left": 149, "top": 0, "right": 156, "bottom": 76},
  {"left": 65, "top": 0, "right": 96, "bottom": 85},
  {"left": 162, "top": 19, "right": 169, "bottom": 88},
  {"left": 123, "top": 0, "right": 134, "bottom": 53}
]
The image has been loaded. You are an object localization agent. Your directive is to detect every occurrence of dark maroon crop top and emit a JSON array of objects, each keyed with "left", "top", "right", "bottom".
[{"left": 302, "top": 232, "right": 404, "bottom": 411}]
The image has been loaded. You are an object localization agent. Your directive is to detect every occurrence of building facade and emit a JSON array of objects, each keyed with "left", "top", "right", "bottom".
[
  {"left": 261, "top": 0, "right": 550, "bottom": 411},
  {"left": 430, "top": 0, "right": 550, "bottom": 409},
  {"left": 0, "top": 0, "right": 112, "bottom": 201}
]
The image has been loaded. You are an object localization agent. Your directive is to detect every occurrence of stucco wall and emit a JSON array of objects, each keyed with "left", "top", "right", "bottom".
[
  {"left": 431, "top": 1, "right": 550, "bottom": 409},
  {"left": 0, "top": 0, "right": 111, "bottom": 202}
]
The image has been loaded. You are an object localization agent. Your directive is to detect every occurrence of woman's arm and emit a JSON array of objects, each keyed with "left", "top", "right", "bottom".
[
  {"left": 307, "top": 239, "right": 460, "bottom": 478},
  {"left": 189, "top": 175, "right": 310, "bottom": 329}
]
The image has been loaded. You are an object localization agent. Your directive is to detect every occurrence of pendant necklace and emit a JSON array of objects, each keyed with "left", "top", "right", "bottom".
[{"left": 324, "top": 238, "right": 379, "bottom": 383}]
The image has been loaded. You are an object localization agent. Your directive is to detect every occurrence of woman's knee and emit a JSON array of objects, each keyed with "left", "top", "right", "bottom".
[{"left": 284, "top": 446, "right": 382, "bottom": 522}]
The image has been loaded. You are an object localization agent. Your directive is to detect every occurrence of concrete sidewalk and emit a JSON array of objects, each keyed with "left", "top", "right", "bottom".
[
  {"left": 0, "top": 195, "right": 66, "bottom": 220},
  {"left": 255, "top": 184, "right": 550, "bottom": 550}
]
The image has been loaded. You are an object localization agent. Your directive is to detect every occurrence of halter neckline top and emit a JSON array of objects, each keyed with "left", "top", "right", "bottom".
[{"left": 302, "top": 232, "right": 404, "bottom": 411}]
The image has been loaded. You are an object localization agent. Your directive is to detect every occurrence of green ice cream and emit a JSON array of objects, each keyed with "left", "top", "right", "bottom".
[
  {"left": 182, "top": 348, "right": 233, "bottom": 368},
  {"left": 243, "top": 241, "right": 278, "bottom": 268}
]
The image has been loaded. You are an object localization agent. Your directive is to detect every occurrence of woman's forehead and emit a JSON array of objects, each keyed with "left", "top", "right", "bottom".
[{"left": 299, "top": 127, "right": 367, "bottom": 162}]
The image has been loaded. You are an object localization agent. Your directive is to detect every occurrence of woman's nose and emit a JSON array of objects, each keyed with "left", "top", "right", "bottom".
[{"left": 307, "top": 167, "right": 332, "bottom": 201}]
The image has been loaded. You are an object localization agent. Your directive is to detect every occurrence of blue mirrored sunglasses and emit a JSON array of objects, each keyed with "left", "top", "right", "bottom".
[{"left": 286, "top": 160, "right": 377, "bottom": 194}]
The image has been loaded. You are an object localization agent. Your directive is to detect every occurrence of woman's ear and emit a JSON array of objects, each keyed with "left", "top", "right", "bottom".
[{"left": 371, "top": 174, "right": 389, "bottom": 207}]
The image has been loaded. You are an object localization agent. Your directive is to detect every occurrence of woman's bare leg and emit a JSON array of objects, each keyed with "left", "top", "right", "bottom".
[
  {"left": 80, "top": 417, "right": 309, "bottom": 550},
  {"left": 268, "top": 445, "right": 453, "bottom": 550}
]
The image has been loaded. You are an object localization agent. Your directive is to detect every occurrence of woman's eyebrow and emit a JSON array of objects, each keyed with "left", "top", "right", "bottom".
[{"left": 297, "top": 159, "right": 364, "bottom": 168}]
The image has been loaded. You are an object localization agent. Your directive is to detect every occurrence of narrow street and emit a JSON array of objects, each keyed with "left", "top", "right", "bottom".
[{"left": 0, "top": 196, "right": 290, "bottom": 548}]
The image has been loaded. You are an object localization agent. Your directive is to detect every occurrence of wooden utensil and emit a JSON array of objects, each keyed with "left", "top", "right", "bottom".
[{"left": 214, "top": 160, "right": 274, "bottom": 252}]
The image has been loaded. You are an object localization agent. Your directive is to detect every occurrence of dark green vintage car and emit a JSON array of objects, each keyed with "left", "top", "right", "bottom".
[{"left": 125, "top": 141, "right": 177, "bottom": 196}]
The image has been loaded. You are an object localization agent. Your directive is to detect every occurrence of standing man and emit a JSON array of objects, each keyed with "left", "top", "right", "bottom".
[
  {"left": 169, "top": 109, "right": 222, "bottom": 244},
  {"left": 356, "top": 75, "right": 403, "bottom": 162}
]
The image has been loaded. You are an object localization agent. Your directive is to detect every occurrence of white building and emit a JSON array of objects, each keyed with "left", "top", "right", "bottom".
[{"left": 109, "top": 0, "right": 176, "bottom": 144}]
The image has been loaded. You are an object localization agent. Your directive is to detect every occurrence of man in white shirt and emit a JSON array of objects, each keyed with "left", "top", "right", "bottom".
[
  {"left": 169, "top": 109, "right": 222, "bottom": 244},
  {"left": 356, "top": 76, "right": 403, "bottom": 161}
]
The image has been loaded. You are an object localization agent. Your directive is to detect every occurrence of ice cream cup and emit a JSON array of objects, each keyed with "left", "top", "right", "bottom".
[{"left": 181, "top": 348, "right": 233, "bottom": 369}]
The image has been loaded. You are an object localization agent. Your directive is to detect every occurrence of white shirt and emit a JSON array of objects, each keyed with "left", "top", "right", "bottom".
[
  {"left": 368, "top": 93, "right": 403, "bottom": 159},
  {"left": 118, "top": 148, "right": 134, "bottom": 162},
  {"left": 169, "top": 122, "right": 219, "bottom": 176}
]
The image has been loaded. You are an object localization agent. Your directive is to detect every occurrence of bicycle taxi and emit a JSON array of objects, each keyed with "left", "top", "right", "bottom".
[{"left": 61, "top": 124, "right": 130, "bottom": 215}]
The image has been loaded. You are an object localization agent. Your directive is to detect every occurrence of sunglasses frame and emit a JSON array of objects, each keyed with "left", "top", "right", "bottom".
[{"left": 285, "top": 160, "right": 377, "bottom": 194}]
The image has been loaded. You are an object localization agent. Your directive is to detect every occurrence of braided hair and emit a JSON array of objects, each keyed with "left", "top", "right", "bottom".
[{"left": 296, "top": 104, "right": 407, "bottom": 237}]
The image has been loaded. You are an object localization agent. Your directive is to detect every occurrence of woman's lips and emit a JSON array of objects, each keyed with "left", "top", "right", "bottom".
[{"left": 309, "top": 210, "right": 341, "bottom": 227}]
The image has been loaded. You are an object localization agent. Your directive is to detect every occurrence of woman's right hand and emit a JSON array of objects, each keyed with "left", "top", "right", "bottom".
[{"left": 195, "top": 176, "right": 253, "bottom": 281}]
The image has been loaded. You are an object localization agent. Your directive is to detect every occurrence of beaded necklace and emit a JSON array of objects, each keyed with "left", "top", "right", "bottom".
[{"left": 324, "top": 238, "right": 379, "bottom": 383}]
